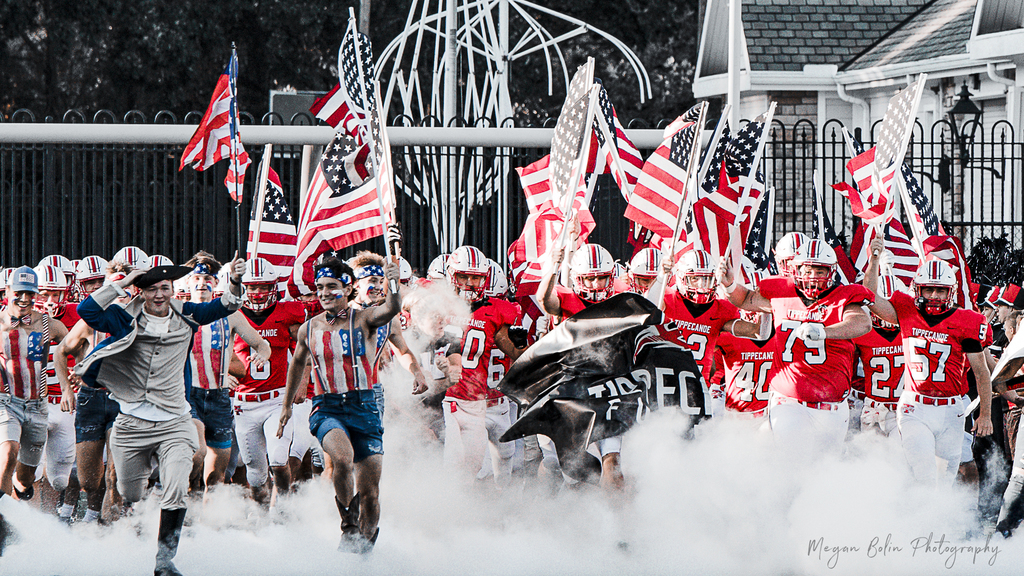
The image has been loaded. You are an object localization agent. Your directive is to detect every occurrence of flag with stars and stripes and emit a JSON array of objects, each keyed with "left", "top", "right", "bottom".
[
  {"left": 247, "top": 167, "right": 297, "bottom": 294},
  {"left": 922, "top": 235, "right": 973, "bottom": 310},
  {"left": 811, "top": 185, "right": 857, "bottom": 284},
  {"left": 900, "top": 161, "right": 944, "bottom": 241},
  {"left": 835, "top": 134, "right": 894, "bottom": 225},
  {"left": 366, "top": 83, "right": 396, "bottom": 228},
  {"left": 291, "top": 132, "right": 380, "bottom": 294},
  {"left": 849, "top": 220, "right": 920, "bottom": 290},
  {"left": 743, "top": 185, "right": 774, "bottom": 273},
  {"left": 623, "top": 107, "right": 700, "bottom": 243},
  {"left": 548, "top": 62, "right": 596, "bottom": 213},
  {"left": 310, "top": 18, "right": 374, "bottom": 143},
  {"left": 588, "top": 79, "right": 643, "bottom": 198}
]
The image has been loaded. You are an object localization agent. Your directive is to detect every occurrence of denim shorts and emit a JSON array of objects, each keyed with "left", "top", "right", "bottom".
[
  {"left": 309, "top": 390, "right": 383, "bottom": 463},
  {"left": 189, "top": 387, "right": 234, "bottom": 449},
  {"left": 75, "top": 386, "right": 121, "bottom": 443}
]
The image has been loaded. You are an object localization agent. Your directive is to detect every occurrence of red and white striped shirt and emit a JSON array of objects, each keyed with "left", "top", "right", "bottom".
[
  {"left": 1, "top": 325, "right": 49, "bottom": 400},
  {"left": 309, "top": 321, "right": 375, "bottom": 395},
  {"left": 190, "top": 318, "right": 231, "bottom": 390}
]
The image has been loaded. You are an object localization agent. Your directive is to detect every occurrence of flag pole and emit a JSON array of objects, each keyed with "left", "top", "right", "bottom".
[
  {"left": 250, "top": 144, "right": 274, "bottom": 259},
  {"left": 228, "top": 43, "right": 244, "bottom": 256}
]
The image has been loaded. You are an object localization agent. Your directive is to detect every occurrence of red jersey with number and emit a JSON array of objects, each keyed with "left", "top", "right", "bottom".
[
  {"left": 661, "top": 291, "right": 740, "bottom": 383},
  {"left": 445, "top": 297, "right": 520, "bottom": 402},
  {"left": 234, "top": 301, "right": 305, "bottom": 394},
  {"left": 713, "top": 330, "right": 775, "bottom": 413},
  {"left": 890, "top": 291, "right": 991, "bottom": 397},
  {"left": 45, "top": 303, "right": 80, "bottom": 397},
  {"left": 759, "top": 278, "right": 874, "bottom": 402},
  {"left": 483, "top": 300, "right": 521, "bottom": 401},
  {"left": 853, "top": 326, "right": 904, "bottom": 404}
]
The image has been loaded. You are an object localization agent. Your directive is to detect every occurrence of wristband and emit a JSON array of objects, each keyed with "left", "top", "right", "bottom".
[
  {"left": 723, "top": 280, "right": 739, "bottom": 294},
  {"left": 230, "top": 277, "right": 242, "bottom": 286}
]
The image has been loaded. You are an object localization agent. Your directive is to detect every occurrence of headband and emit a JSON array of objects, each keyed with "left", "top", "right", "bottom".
[
  {"left": 193, "top": 263, "right": 213, "bottom": 276},
  {"left": 315, "top": 267, "right": 353, "bottom": 285},
  {"left": 354, "top": 265, "right": 384, "bottom": 279}
]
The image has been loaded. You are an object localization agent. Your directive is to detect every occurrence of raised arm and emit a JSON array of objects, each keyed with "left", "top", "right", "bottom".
[
  {"left": 717, "top": 255, "right": 772, "bottom": 313},
  {"left": 862, "top": 234, "right": 897, "bottom": 324},
  {"left": 364, "top": 261, "right": 402, "bottom": 328},
  {"left": 277, "top": 320, "right": 311, "bottom": 438},
  {"left": 537, "top": 247, "right": 565, "bottom": 317}
]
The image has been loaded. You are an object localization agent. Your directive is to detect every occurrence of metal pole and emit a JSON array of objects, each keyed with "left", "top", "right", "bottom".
[{"left": 727, "top": 0, "right": 742, "bottom": 129}]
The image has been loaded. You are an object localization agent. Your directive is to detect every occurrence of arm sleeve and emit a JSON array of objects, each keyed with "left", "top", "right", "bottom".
[
  {"left": 76, "top": 285, "right": 133, "bottom": 335},
  {"left": 182, "top": 299, "right": 235, "bottom": 326}
]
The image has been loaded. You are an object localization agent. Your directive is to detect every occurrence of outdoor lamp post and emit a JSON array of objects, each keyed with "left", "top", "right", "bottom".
[{"left": 947, "top": 82, "right": 982, "bottom": 221}]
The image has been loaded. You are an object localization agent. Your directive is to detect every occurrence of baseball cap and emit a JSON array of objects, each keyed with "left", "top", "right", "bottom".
[{"left": 9, "top": 266, "right": 39, "bottom": 293}]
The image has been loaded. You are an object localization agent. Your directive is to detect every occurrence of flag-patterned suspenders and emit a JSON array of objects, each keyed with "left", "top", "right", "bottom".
[{"left": 38, "top": 314, "right": 50, "bottom": 400}]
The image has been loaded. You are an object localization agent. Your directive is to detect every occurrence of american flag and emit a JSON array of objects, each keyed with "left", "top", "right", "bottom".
[
  {"left": 849, "top": 220, "right": 919, "bottom": 290},
  {"left": 507, "top": 208, "right": 595, "bottom": 296},
  {"left": 179, "top": 52, "right": 251, "bottom": 201},
  {"left": 623, "top": 113, "right": 699, "bottom": 242},
  {"left": 725, "top": 113, "right": 769, "bottom": 211},
  {"left": 310, "top": 84, "right": 363, "bottom": 141},
  {"left": 247, "top": 167, "right": 297, "bottom": 295},
  {"left": 589, "top": 80, "right": 643, "bottom": 198},
  {"left": 811, "top": 184, "right": 857, "bottom": 283},
  {"left": 338, "top": 18, "right": 374, "bottom": 118},
  {"left": 876, "top": 79, "right": 923, "bottom": 181},
  {"left": 548, "top": 62, "right": 595, "bottom": 211},
  {"left": 837, "top": 133, "right": 894, "bottom": 225},
  {"left": 900, "top": 161, "right": 944, "bottom": 241},
  {"left": 922, "top": 235, "right": 973, "bottom": 309},
  {"left": 366, "top": 83, "right": 396, "bottom": 228},
  {"left": 291, "top": 132, "right": 380, "bottom": 294},
  {"left": 516, "top": 156, "right": 558, "bottom": 214},
  {"left": 744, "top": 185, "right": 774, "bottom": 272}
]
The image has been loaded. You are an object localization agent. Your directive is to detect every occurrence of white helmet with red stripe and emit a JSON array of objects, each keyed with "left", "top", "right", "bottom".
[
  {"left": 149, "top": 254, "right": 173, "bottom": 267},
  {"left": 912, "top": 259, "right": 957, "bottom": 315},
  {"left": 675, "top": 249, "right": 717, "bottom": 304},
  {"left": 0, "top": 268, "right": 12, "bottom": 290},
  {"left": 629, "top": 248, "right": 661, "bottom": 279},
  {"left": 242, "top": 257, "right": 280, "bottom": 312},
  {"left": 113, "top": 246, "right": 149, "bottom": 269},
  {"left": 570, "top": 244, "right": 615, "bottom": 302},
  {"left": 484, "top": 259, "right": 509, "bottom": 298},
  {"left": 76, "top": 255, "right": 109, "bottom": 282},
  {"left": 427, "top": 253, "right": 451, "bottom": 280},
  {"left": 775, "top": 232, "right": 809, "bottom": 278},
  {"left": 34, "top": 263, "right": 68, "bottom": 315},
  {"left": 38, "top": 255, "right": 75, "bottom": 280},
  {"left": 447, "top": 246, "right": 491, "bottom": 301},
  {"left": 791, "top": 239, "right": 838, "bottom": 300}
]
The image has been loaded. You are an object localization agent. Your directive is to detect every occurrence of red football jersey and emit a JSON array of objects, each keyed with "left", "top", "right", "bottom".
[
  {"left": 853, "top": 326, "right": 904, "bottom": 404},
  {"left": 234, "top": 301, "right": 306, "bottom": 394},
  {"left": 554, "top": 285, "right": 589, "bottom": 318},
  {"left": 759, "top": 278, "right": 874, "bottom": 403},
  {"left": 714, "top": 330, "right": 775, "bottom": 414},
  {"left": 446, "top": 297, "right": 520, "bottom": 402},
  {"left": 661, "top": 290, "right": 740, "bottom": 383},
  {"left": 45, "top": 303, "right": 80, "bottom": 397},
  {"left": 890, "top": 291, "right": 991, "bottom": 397}
]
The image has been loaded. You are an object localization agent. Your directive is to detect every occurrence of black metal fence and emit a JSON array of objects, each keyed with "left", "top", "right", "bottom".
[{"left": 1, "top": 109, "right": 1021, "bottom": 276}]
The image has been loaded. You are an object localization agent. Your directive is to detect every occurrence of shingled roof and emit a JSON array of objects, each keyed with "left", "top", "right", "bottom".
[
  {"left": 842, "top": 0, "right": 976, "bottom": 71},
  {"left": 742, "top": 0, "right": 930, "bottom": 72}
]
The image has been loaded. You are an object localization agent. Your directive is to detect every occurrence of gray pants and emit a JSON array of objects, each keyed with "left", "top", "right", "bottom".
[{"left": 110, "top": 412, "right": 198, "bottom": 510}]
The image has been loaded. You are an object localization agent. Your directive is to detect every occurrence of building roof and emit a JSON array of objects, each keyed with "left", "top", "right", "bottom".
[
  {"left": 741, "top": 0, "right": 929, "bottom": 72},
  {"left": 843, "top": 0, "right": 977, "bottom": 71}
]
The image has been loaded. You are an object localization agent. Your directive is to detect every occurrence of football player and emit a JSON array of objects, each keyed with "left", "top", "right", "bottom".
[{"left": 722, "top": 239, "right": 873, "bottom": 455}]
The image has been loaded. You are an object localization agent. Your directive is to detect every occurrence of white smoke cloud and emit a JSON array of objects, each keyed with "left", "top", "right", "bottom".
[{"left": 2, "top": 363, "right": 1022, "bottom": 574}]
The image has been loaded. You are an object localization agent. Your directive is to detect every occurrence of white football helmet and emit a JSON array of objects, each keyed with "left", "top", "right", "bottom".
[
  {"left": 628, "top": 247, "right": 662, "bottom": 292},
  {"left": 76, "top": 256, "right": 108, "bottom": 283},
  {"left": 398, "top": 257, "right": 413, "bottom": 284},
  {"left": 447, "top": 246, "right": 490, "bottom": 301},
  {"left": 242, "top": 257, "right": 279, "bottom": 312},
  {"left": 34, "top": 264, "right": 68, "bottom": 315},
  {"left": 427, "top": 253, "right": 451, "bottom": 281},
  {"left": 112, "top": 246, "right": 149, "bottom": 269},
  {"left": 149, "top": 254, "right": 173, "bottom": 267},
  {"left": 775, "top": 232, "right": 809, "bottom": 278},
  {"left": 38, "top": 255, "right": 75, "bottom": 281},
  {"left": 484, "top": 260, "right": 509, "bottom": 298},
  {"left": 569, "top": 244, "right": 615, "bottom": 302},
  {"left": 912, "top": 259, "right": 957, "bottom": 315},
  {"left": 675, "top": 249, "right": 716, "bottom": 304},
  {"left": 791, "top": 240, "right": 837, "bottom": 300}
]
